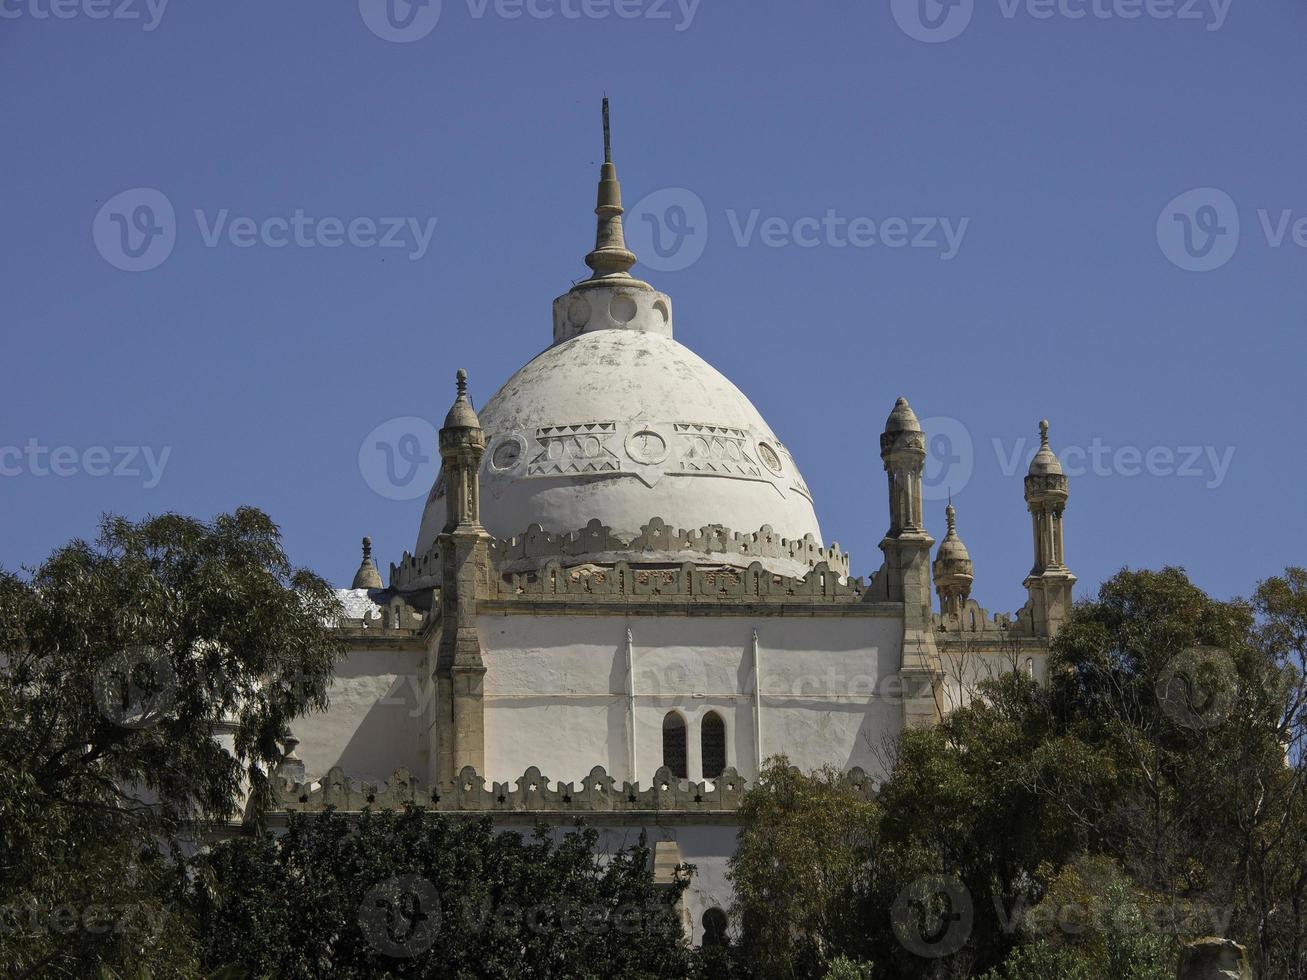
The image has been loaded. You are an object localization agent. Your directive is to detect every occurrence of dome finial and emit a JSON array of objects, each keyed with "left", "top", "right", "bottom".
[
  {"left": 1039, "top": 419, "right": 1050, "bottom": 449},
  {"left": 584, "top": 98, "right": 637, "bottom": 280},
  {"left": 351, "top": 534, "right": 384, "bottom": 590},
  {"left": 443, "top": 368, "right": 480, "bottom": 430},
  {"left": 456, "top": 368, "right": 468, "bottom": 398}
]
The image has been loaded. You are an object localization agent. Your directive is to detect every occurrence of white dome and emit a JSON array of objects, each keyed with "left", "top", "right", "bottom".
[{"left": 415, "top": 287, "right": 823, "bottom": 559}]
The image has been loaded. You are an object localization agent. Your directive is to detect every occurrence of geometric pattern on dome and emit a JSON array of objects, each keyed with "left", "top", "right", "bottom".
[
  {"left": 526, "top": 422, "right": 620, "bottom": 476},
  {"left": 674, "top": 423, "right": 763, "bottom": 479}
]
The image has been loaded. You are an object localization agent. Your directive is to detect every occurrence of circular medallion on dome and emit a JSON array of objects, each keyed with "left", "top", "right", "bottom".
[
  {"left": 757, "top": 442, "right": 783, "bottom": 474},
  {"left": 626, "top": 428, "right": 668, "bottom": 465},
  {"left": 489, "top": 434, "right": 526, "bottom": 472}
]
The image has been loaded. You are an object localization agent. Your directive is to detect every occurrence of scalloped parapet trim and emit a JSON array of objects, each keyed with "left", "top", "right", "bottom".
[
  {"left": 496, "top": 558, "right": 865, "bottom": 602},
  {"left": 391, "top": 517, "right": 850, "bottom": 593},
  {"left": 270, "top": 763, "right": 877, "bottom": 815},
  {"left": 932, "top": 597, "right": 1037, "bottom": 636}
]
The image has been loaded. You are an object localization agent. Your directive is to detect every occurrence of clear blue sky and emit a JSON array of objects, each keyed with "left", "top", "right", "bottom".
[{"left": 3, "top": 0, "right": 1304, "bottom": 615}]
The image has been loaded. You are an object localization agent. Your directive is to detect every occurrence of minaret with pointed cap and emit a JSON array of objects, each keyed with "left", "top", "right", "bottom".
[
  {"left": 552, "top": 100, "right": 675, "bottom": 346},
  {"left": 351, "top": 536, "right": 384, "bottom": 590},
  {"left": 432, "top": 369, "right": 489, "bottom": 786},
  {"left": 877, "top": 397, "right": 943, "bottom": 728},
  {"left": 933, "top": 503, "right": 974, "bottom": 618},
  {"left": 1022, "top": 419, "right": 1075, "bottom": 637}
]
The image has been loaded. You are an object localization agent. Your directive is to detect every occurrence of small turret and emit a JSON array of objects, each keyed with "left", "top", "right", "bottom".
[
  {"left": 351, "top": 536, "right": 384, "bottom": 590},
  {"left": 440, "top": 369, "right": 486, "bottom": 533},
  {"left": 933, "top": 503, "right": 974, "bottom": 618}
]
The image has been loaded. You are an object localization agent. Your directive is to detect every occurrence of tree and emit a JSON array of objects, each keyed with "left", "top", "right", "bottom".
[
  {"left": 0, "top": 509, "right": 344, "bottom": 978},
  {"left": 187, "top": 805, "right": 698, "bottom": 979},
  {"left": 728, "top": 758, "right": 880, "bottom": 979}
]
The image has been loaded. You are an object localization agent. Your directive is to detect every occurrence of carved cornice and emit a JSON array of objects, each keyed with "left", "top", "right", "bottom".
[
  {"left": 390, "top": 517, "right": 851, "bottom": 593},
  {"left": 271, "top": 764, "right": 877, "bottom": 815}
]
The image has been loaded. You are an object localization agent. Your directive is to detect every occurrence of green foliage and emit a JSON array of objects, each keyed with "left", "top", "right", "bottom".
[
  {"left": 0, "top": 510, "right": 344, "bottom": 979},
  {"left": 821, "top": 956, "right": 875, "bottom": 980},
  {"left": 188, "top": 805, "right": 697, "bottom": 980},
  {"left": 729, "top": 567, "right": 1307, "bottom": 980},
  {"left": 728, "top": 759, "right": 879, "bottom": 979}
]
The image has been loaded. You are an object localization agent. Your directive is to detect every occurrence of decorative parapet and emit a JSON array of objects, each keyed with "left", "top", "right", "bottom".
[
  {"left": 496, "top": 559, "right": 866, "bottom": 603},
  {"left": 333, "top": 588, "right": 428, "bottom": 638},
  {"left": 390, "top": 518, "right": 850, "bottom": 592},
  {"left": 271, "top": 764, "right": 877, "bottom": 815},
  {"left": 933, "top": 598, "right": 1017, "bottom": 635}
]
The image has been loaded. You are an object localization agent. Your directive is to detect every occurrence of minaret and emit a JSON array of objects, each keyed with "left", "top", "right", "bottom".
[
  {"left": 432, "top": 369, "right": 490, "bottom": 786},
  {"left": 878, "top": 398, "right": 943, "bottom": 728},
  {"left": 1022, "top": 420, "right": 1075, "bottom": 637},
  {"left": 932, "top": 503, "right": 974, "bottom": 619},
  {"left": 552, "top": 100, "right": 676, "bottom": 346},
  {"left": 350, "top": 536, "right": 384, "bottom": 590}
]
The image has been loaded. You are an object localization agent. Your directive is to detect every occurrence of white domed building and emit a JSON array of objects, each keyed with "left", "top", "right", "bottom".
[{"left": 275, "top": 106, "right": 1077, "bottom": 940}]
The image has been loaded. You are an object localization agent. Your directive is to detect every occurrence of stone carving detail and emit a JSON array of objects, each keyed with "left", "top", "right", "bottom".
[
  {"left": 498, "top": 557, "right": 863, "bottom": 603},
  {"left": 673, "top": 423, "right": 762, "bottom": 478},
  {"left": 527, "top": 423, "right": 619, "bottom": 476},
  {"left": 390, "top": 518, "right": 854, "bottom": 594},
  {"left": 933, "top": 598, "right": 1016, "bottom": 635},
  {"left": 488, "top": 518, "right": 849, "bottom": 576},
  {"left": 272, "top": 764, "right": 878, "bottom": 814}
]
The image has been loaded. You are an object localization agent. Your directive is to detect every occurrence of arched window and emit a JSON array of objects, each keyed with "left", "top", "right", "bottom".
[
  {"left": 702, "top": 907, "right": 728, "bottom": 947},
  {"left": 662, "top": 712, "right": 687, "bottom": 779},
  {"left": 701, "top": 711, "right": 726, "bottom": 779}
]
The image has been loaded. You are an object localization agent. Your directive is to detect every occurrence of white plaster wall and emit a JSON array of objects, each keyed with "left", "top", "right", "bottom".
[
  {"left": 937, "top": 648, "right": 1050, "bottom": 715},
  {"left": 289, "top": 645, "right": 426, "bottom": 785},
  {"left": 479, "top": 613, "right": 903, "bottom": 787}
]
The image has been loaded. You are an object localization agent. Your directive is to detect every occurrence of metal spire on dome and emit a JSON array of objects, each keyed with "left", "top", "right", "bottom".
[{"left": 584, "top": 98, "right": 637, "bottom": 280}]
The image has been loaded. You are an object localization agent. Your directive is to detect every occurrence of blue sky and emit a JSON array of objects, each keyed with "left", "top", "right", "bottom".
[{"left": 2, "top": 0, "right": 1304, "bottom": 614}]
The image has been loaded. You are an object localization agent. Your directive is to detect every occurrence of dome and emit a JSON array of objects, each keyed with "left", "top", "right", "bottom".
[
  {"left": 415, "top": 320, "right": 823, "bottom": 558},
  {"left": 1027, "top": 420, "right": 1064, "bottom": 477}
]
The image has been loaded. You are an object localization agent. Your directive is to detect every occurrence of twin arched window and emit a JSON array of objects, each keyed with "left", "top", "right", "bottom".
[{"left": 662, "top": 710, "right": 726, "bottom": 779}]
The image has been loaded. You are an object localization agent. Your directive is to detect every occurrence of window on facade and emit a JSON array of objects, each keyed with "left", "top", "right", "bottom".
[
  {"left": 662, "top": 712, "right": 687, "bottom": 779},
  {"left": 701, "top": 711, "right": 726, "bottom": 779},
  {"left": 702, "top": 907, "right": 728, "bottom": 947}
]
